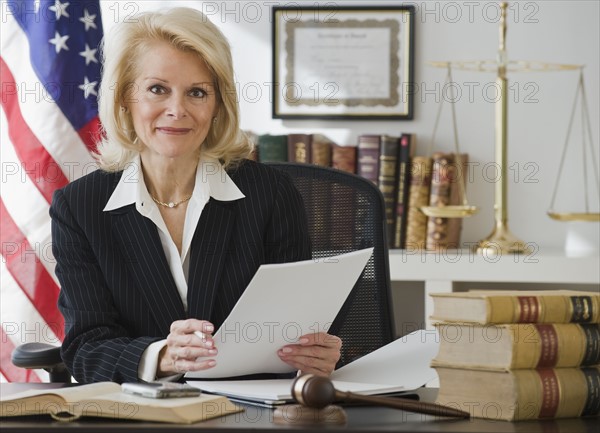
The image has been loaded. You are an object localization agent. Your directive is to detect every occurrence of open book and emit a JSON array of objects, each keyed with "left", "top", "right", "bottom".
[
  {"left": 0, "top": 382, "right": 241, "bottom": 424},
  {"left": 187, "top": 330, "right": 439, "bottom": 406}
]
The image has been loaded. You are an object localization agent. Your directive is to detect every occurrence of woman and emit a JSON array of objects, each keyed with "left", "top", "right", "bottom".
[{"left": 51, "top": 7, "right": 341, "bottom": 384}]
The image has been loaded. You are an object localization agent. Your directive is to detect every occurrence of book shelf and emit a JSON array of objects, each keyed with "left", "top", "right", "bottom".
[{"left": 388, "top": 249, "right": 600, "bottom": 328}]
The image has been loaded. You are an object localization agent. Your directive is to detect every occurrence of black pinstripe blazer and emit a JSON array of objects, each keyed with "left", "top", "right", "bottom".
[{"left": 51, "top": 160, "right": 311, "bottom": 384}]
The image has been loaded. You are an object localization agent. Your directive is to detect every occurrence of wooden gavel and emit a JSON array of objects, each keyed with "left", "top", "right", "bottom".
[{"left": 291, "top": 374, "right": 469, "bottom": 419}]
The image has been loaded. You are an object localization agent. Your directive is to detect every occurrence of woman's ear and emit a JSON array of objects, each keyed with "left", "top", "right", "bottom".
[{"left": 212, "top": 105, "right": 219, "bottom": 125}]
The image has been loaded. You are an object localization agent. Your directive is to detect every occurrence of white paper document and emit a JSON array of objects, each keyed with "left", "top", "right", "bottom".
[
  {"left": 185, "top": 248, "right": 374, "bottom": 379},
  {"left": 187, "top": 330, "right": 439, "bottom": 404}
]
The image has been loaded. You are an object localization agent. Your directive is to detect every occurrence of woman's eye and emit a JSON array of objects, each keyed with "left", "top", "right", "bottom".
[
  {"left": 149, "top": 85, "right": 166, "bottom": 95},
  {"left": 189, "top": 88, "right": 207, "bottom": 98}
]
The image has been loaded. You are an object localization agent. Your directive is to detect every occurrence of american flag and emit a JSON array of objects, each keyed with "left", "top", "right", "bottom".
[{"left": 1, "top": 0, "right": 103, "bottom": 382}]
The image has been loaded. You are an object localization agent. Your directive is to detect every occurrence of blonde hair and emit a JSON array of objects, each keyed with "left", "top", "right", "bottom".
[{"left": 96, "top": 7, "right": 252, "bottom": 171}]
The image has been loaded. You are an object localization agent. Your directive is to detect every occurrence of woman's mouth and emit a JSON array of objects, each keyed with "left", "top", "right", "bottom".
[{"left": 156, "top": 127, "right": 191, "bottom": 135}]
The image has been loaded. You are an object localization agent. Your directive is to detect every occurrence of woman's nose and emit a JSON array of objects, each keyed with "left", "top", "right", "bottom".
[{"left": 165, "top": 96, "right": 188, "bottom": 119}]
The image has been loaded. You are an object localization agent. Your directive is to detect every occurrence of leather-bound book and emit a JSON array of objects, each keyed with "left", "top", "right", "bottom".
[
  {"left": 405, "top": 156, "right": 432, "bottom": 250},
  {"left": 425, "top": 152, "right": 468, "bottom": 250},
  {"left": 435, "top": 365, "right": 600, "bottom": 421},
  {"left": 432, "top": 322, "right": 600, "bottom": 370},
  {"left": 310, "top": 134, "right": 333, "bottom": 166},
  {"left": 331, "top": 144, "right": 357, "bottom": 174},
  {"left": 425, "top": 152, "right": 453, "bottom": 250},
  {"left": 287, "top": 133, "right": 311, "bottom": 163},
  {"left": 357, "top": 135, "right": 381, "bottom": 185},
  {"left": 288, "top": 134, "right": 333, "bottom": 166},
  {"left": 446, "top": 153, "right": 469, "bottom": 248},
  {"left": 378, "top": 135, "right": 400, "bottom": 248},
  {"left": 257, "top": 134, "right": 288, "bottom": 162},
  {"left": 393, "top": 133, "right": 416, "bottom": 249},
  {"left": 430, "top": 289, "right": 600, "bottom": 324}
]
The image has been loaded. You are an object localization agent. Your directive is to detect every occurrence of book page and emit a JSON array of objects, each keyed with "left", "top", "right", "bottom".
[
  {"left": 0, "top": 382, "right": 120, "bottom": 403},
  {"left": 186, "top": 248, "right": 373, "bottom": 379},
  {"left": 85, "top": 391, "right": 228, "bottom": 409},
  {"left": 330, "top": 329, "right": 439, "bottom": 389}
]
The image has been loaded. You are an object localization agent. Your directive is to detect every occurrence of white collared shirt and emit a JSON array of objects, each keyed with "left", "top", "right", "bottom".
[{"left": 103, "top": 155, "right": 245, "bottom": 381}]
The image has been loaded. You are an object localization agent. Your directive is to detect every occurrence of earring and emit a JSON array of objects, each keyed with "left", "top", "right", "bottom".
[
  {"left": 212, "top": 117, "right": 217, "bottom": 124},
  {"left": 121, "top": 106, "right": 128, "bottom": 113}
]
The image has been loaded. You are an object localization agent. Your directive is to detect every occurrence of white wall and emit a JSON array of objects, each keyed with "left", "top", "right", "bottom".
[{"left": 101, "top": 0, "right": 600, "bottom": 250}]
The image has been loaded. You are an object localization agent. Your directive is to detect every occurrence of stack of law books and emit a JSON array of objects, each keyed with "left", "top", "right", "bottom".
[{"left": 429, "top": 290, "right": 600, "bottom": 421}]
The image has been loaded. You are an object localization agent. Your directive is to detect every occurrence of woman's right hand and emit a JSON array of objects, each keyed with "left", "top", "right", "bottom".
[{"left": 157, "top": 319, "right": 217, "bottom": 376}]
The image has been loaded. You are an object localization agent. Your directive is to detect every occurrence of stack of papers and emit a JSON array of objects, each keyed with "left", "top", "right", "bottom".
[
  {"left": 185, "top": 248, "right": 374, "bottom": 379},
  {"left": 183, "top": 248, "right": 439, "bottom": 405},
  {"left": 187, "top": 330, "right": 439, "bottom": 405}
]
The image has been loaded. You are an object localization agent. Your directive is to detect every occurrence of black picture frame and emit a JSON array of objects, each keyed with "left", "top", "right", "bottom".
[{"left": 272, "top": 5, "right": 415, "bottom": 120}]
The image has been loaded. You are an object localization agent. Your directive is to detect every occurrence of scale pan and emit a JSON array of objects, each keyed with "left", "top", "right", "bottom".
[
  {"left": 420, "top": 205, "right": 479, "bottom": 218},
  {"left": 547, "top": 212, "right": 600, "bottom": 222}
]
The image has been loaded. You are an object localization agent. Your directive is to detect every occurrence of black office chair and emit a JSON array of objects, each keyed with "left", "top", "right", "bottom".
[
  {"left": 266, "top": 162, "right": 395, "bottom": 367},
  {"left": 12, "top": 162, "right": 395, "bottom": 379},
  {"left": 11, "top": 342, "right": 69, "bottom": 383}
]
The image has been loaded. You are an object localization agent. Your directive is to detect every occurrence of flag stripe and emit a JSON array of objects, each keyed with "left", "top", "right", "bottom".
[
  {"left": 0, "top": 58, "right": 69, "bottom": 203},
  {"left": 0, "top": 200, "right": 65, "bottom": 340},
  {"left": 1, "top": 260, "right": 61, "bottom": 346},
  {"left": 1, "top": 109, "right": 59, "bottom": 287},
  {"left": 78, "top": 116, "right": 101, "bottom": 153},
  {"left": 1, "top": 259, "right": 54, "bottom": 382}
]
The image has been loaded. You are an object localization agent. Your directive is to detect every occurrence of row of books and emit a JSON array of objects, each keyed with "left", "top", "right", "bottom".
[
  {"left": 248, "top": 132, "right": 468, "bottom": 250},
  {"left": 429, "top": 290, "right": 600, "bottom": 421}
]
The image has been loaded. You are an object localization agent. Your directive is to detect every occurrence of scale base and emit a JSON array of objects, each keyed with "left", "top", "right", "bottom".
[{"left": 475, "top": 223, "right": 532, "bottom": 255}]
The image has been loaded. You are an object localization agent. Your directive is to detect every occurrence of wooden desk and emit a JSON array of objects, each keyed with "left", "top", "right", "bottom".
[{"left": 1, "top": 384, "right": 597, "bottom": 433}]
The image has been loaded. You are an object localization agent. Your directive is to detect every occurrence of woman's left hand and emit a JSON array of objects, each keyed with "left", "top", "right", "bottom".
[{"left": 278, "top": 332, "right": 342, "bottom": 376}]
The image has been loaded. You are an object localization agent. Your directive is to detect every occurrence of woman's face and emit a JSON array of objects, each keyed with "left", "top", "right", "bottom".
[{"left": 126, "top": 41, "right": 218, "bottom": 163}]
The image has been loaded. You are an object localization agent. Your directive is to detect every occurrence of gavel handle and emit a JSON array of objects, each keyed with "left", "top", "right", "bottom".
[{"left": 335, "top": 390, "right": 469, "bottom": 418}]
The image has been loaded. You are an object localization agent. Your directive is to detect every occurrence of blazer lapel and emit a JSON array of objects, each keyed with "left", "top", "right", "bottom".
[
  {"left": 112, "top": 205, "right": 186, "bottom": 332},
  {"left": 186, "top": 198, "right": 236, "bottom": 321}
]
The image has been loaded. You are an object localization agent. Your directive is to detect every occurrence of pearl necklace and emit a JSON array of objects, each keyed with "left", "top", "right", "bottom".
[{"left": 150, "top": 194, "right": 192, "bottom": 208}]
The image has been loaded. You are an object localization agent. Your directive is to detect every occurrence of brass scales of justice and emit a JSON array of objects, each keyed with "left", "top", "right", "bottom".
[{"left": 423, "top": 1, "right": 599, "bottom": 255}]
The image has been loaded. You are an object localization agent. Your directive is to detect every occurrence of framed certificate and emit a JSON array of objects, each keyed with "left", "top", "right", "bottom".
[{"left": 272, "top": 6, "right": 415, "bottom": 120}]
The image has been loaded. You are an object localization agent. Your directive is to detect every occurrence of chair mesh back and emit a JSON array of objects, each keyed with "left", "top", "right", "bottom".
[{"left": 267, "top": 163, "right": 395, "bottom": 367}]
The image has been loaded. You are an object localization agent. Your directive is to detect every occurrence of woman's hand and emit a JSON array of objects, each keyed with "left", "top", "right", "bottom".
[
  {"left": 158, "top": 319, "right": 217, "bottom": 376},
  {"left": 278, "top": 332, "right": 342, "bottom": 376}
]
